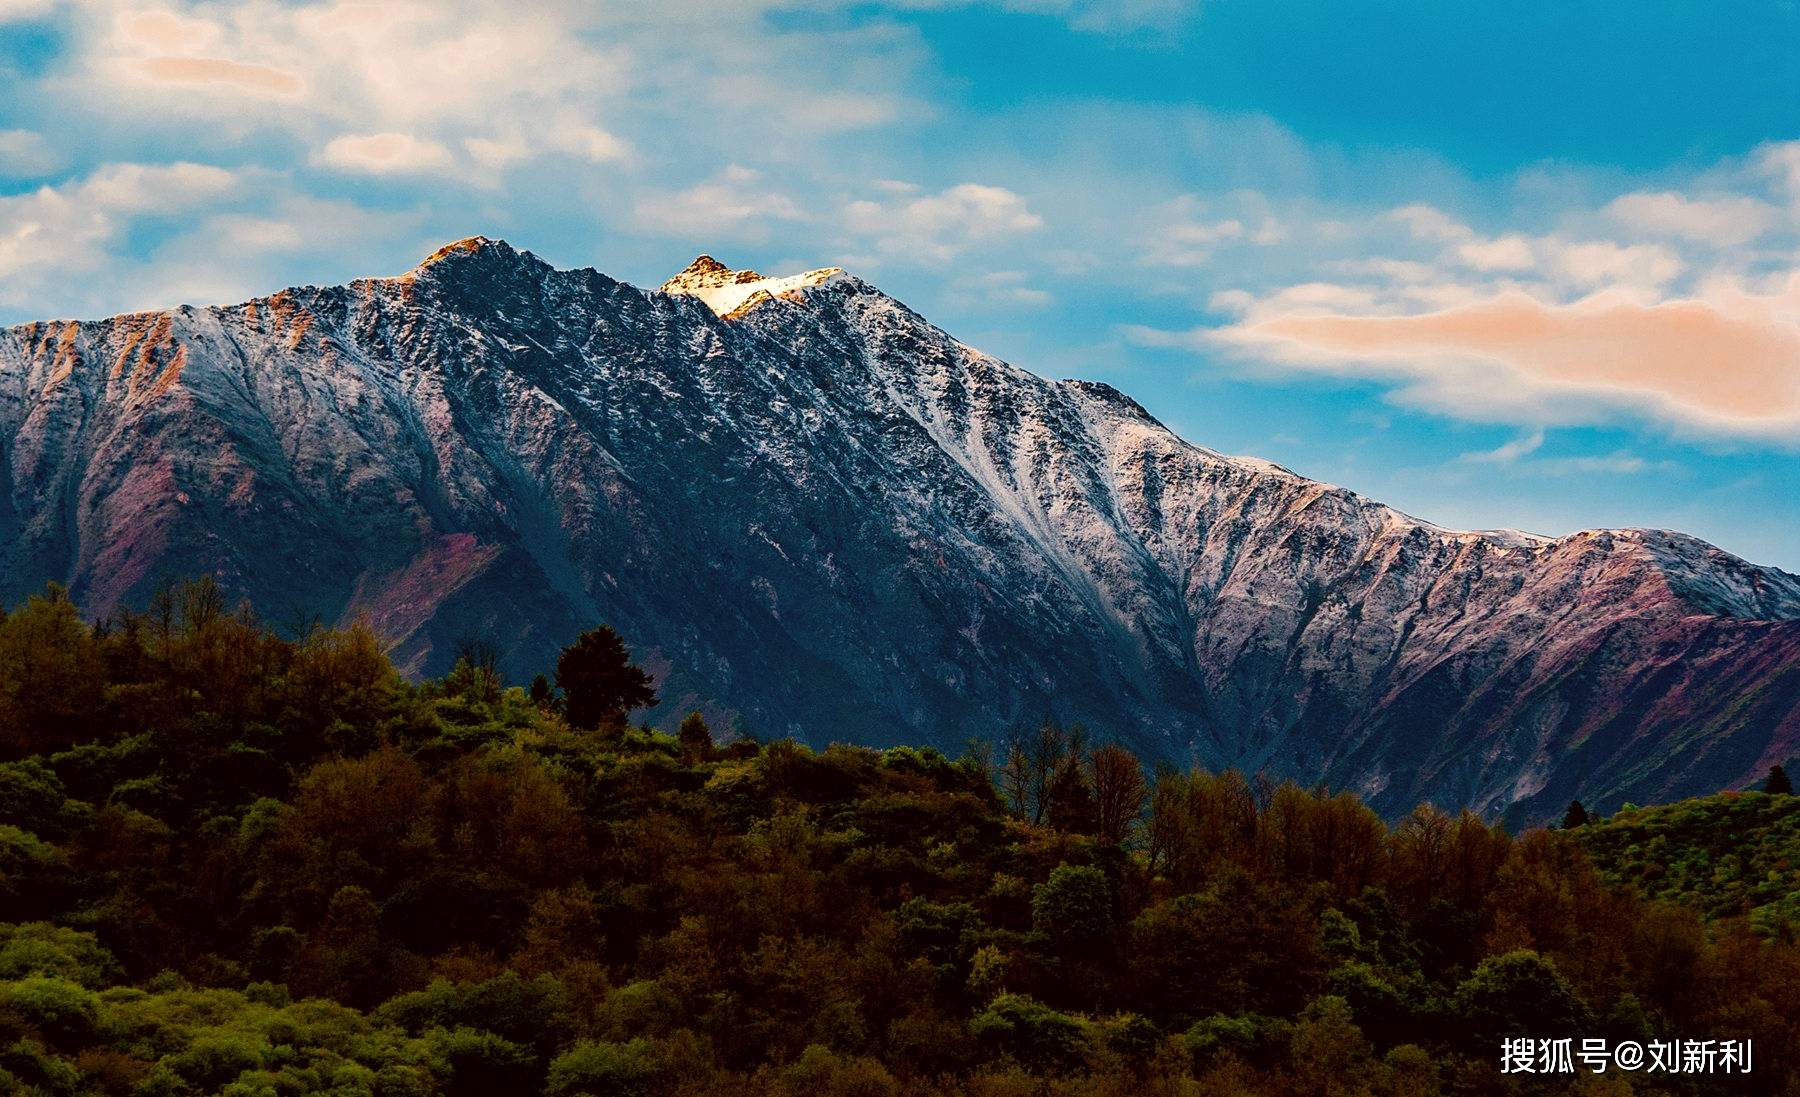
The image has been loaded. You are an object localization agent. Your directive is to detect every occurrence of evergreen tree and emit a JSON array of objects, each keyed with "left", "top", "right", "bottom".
[
  {"left": 677, "top": 711, "right": 712, "bottom": 762},
  {"left": 1766, "top": 765, "right": 1793, "bottom": 796},
  {"left": 1046, "top": 759, "right": 1098, "bottom": 835},
  {"left": 1561, "top": 800, "right": 1589, "bottom": 829},
  {"left": 0, "top": 584, "right": 106, "bottom": 758},
  {"left": 529, "top": 674, "right": 554, "bottom": 708},
  {"left": 554, "top": 626, "right": 657, "bottom": 730}
]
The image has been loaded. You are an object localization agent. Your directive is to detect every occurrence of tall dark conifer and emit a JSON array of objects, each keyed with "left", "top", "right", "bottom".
[
  {"left": 554, "top": 625, "right": 657, "bottom": 729},
  {"left": 1047, "top": 760, "right": 1099, "bottom": 835}
]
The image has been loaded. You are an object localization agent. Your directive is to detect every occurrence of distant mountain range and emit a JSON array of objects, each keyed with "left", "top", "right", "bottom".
[{"left": 3, "top": 236, "right": 1797, "bottom": 823}]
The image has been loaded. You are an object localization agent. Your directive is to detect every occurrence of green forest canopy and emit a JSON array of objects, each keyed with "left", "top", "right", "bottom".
[{"left": 1, "top": 580, "right": 1797, "bottom": 1096}]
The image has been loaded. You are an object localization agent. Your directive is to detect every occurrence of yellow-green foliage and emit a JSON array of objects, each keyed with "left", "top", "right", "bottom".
[{"left": 1577, "top": 791, "right": 1800, "bottom": 933}]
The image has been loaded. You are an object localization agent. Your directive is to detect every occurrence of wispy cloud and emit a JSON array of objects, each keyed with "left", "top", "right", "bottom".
[
  {"left": 0, "top": 129, "right": 60, "bottom": 177},
  {"left": 1605, "top": 191, "right": 1779, "bottom": 245},
  {"left": 136, "top": 56, "right": 304, "bottom": 96},
  {"left": 846, "top": 183, "right": 1043, "bottom": 263},
  {"left": 0, "top": 0, "right": 54, "bottom": 22},
  {"left": 633, "top": 165, "right": 805, "bottom": 241},
  {"left": 315, "top": 133, "right": 454, "bottom": 176},
  {"left": 1462, "top": 431, "right": 1545, "bottom": 463}
]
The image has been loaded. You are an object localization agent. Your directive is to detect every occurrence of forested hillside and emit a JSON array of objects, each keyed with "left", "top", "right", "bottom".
[
  {"left": 2, "top": 581, "right": 1796, "bottom": 1096},
  {"left": 1575, "top": 792, "right": 1800, "bottom": 934}
]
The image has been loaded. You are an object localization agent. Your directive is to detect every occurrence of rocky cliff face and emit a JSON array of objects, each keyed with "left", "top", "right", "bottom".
[{"left": 4, "top": 237, "right": 1797, "bottom": 822}]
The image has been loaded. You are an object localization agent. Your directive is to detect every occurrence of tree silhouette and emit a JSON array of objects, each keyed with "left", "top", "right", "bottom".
[
  {"left": 1766, "top": 765, "right": 1792, "bottom": 796},
  {"left": 1561, "top": 800, "right": 1589, "bottom": 829},
  {"left": 1090, "top": 743, "right": 1149, "bottom": 846},
  {"left": 554, "top": 626, "right": 656, "bottom": 729},
  {"left": 1046, "top": 759, "right": 1098, "bottom": 835},
  {"left": 677, "top": 711, "right": 712, "bottom": 762},
  {"left": 528, "top": 674, "right": 555, "bottom": 708}
]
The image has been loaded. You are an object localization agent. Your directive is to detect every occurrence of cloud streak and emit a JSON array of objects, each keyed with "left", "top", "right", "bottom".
[{"left": 1213, "top": 281, "right": 1800, "bottom": 436}]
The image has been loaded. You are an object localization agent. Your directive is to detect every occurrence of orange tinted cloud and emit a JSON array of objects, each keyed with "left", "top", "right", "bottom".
[
  {"left": 315, "top": 132, "right": 453, "bottom": 175},
  {"left": 139, "top": 57, "right": 303, "bottom": 96},
  {"left": 1229, "top": 284, "right": 1800, "bottom": 432}
]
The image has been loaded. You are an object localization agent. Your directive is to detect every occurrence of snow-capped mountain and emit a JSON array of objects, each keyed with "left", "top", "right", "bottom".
[{"left": 3, "top": 237, "right": 1797, "bottom": 822}]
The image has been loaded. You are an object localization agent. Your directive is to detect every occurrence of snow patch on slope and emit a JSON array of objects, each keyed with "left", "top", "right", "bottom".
[{"left": 660, "top": 255, "right": 845, "bottom": 318}]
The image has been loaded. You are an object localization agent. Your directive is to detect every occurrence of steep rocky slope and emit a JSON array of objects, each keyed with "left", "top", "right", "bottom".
[{"left": 3, "top": 237, "right": 1797, "bottom": 822}]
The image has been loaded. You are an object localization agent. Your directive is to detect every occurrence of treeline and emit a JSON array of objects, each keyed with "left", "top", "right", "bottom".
[{"left": 1, "top": 581, "right": 1797, "bottom": 1096}]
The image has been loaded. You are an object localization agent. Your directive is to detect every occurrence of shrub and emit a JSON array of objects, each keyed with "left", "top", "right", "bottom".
[
  {"left": 0, "top": 924, "right": 118, "bottom": 988},
  {"left": 1183, "top": 1012, "right": 1291, "bottom": 1070},
  {"left": 546, "top": 1038, "right": 661, "bottom": 1097},
  {"left": 782, "top": 1043, "right": 901, "bottom": 1097},
  {"left": 970, "top": 993, "right": 1090, "bottom": 1070},
  {"left": 426, "top": 1026, "right": 536, "bottom": 1097},
  {"left": 0, "top": 825, "right": 67, "bottom": 915},
  {"left": 1031, "top": 864, "right": 1112, "bottom": 953},
  {"left": 1, "top": 975, "right": 100, "bottom": 1047},
  {"left": 1451, "top": 950, "right": 1591, "bottom": 1041}
]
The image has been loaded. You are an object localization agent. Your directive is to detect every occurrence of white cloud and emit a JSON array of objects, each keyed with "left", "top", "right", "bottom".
[
  {"left": 1456, "top": 432, "right": 1658, "bottom": 475},
  {"left": 1120, "top": 139, "right": 1800, "bottom": 443},
  {"left": 1138, "top": 192, "right": 1289, "bottom": 267},
  {"left": 960, "top": 269, "right": 1052, "bottom": 307},
  {"left": 548, "top": 118, "right": 632, "bottom": 164},
  {"left": 897, "top": 0, "right": 1199, "bottom": 34},
  {"left": 463, "top": 134, "right": 531, "bottom": 171},
  {"left": 633, "top": 165, "right": 804, "bottom": 239},
  {"left": 1463, "top": 431, "right": 1545, "bottom": 463},
  {"left": 82, "top": 162, "right": 239, "bottom": 212},
  {"left": 1386, "top": 204, "right": 1475, "bottom": 244},
  {"left": 0, "top": 0, "right": 54, "bottom": 22},
  {"left": 846, "top": 182, "right": 1042, "bottom": 263},
  {"left": 133, "top": 55, "right": 304, "bottom": 96},
  {"left": 1455, "top": 235, "right": 1534, "bottom": 272},
  {"left": 1545, "top": 238, "right": 1683, "bottom": 293},
  {"left": 0, "top": 162, "right": 242, "bottom": 296},
  {"left": 1756, "top": 140, "right": 1800, "bottom": 205},
  {"left": 315, "top": 132, "right": 454, "bottom": 175},
  {"left": 209, "top": 213, "right": 305, "bottom": 251},
  {"left": 706, "top": 72, "right": 905, "bottom": 133},
  {"left": 87, "top": 1, "right": 621, "bottom": 126},
  {"left": 1606, "top": 190, "right": 1779, "bottom": 245},
  {"left": 1530, "top": 452, "right": 1654, "bottom": 476},
  {"left": 0, "top": 130, "right": 62, "bottom": 176},
  {"left": 1331, "top": 258, "right": 1439, "bottom": 283}
]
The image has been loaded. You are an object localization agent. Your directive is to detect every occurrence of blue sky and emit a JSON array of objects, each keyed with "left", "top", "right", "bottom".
[{"left": 3, "top": 0, "right": 1799, "bottom": 569}]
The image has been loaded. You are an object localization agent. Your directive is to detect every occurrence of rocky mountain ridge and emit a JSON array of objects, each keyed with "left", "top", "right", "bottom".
[{"left": 3, "top": 237, "right": 1797, "bottom": 822}]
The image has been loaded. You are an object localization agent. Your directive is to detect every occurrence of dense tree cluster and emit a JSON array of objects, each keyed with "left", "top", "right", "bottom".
[
  {"left": 1, "top": 581, "right": 1797, "bottom": 1095},
  {"left": 1575, "top": 788, "right": 1800, "bottom": 936}
]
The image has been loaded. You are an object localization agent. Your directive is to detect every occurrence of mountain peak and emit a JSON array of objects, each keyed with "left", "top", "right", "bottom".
[
  {"left": 660, "top": 255, "right": 765, "bottom": 295},
  {"left": 417, "top": 236, "right": 515, "bottom": 268},
  {"left": 660, "top": 255, "right": 845, "bottom": 317},
  {"left": 403, "top": 237, "right": 554, "bottom": 298},
  {"left": 670, "top": 254, "right": 742, "bottom": 281}
]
